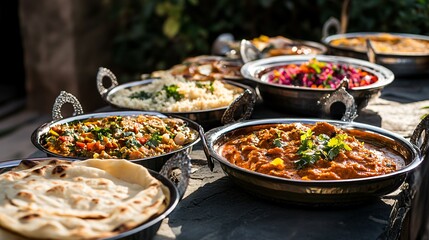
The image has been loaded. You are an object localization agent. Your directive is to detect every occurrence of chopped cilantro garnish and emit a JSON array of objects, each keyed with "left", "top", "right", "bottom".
[
  {"left": 130, "top": 91, "right": 151, "bottom": 100},
  {"left": 295, "top": 130, "right": 352, "bottom": 169},
  {"left": 196, "top": 82, "right": 214, "bottom": 93},
  {"left": 146, "top": 133, "right": 163, "bottom": 148},
  {"left": 126, "top": 138, "right": 142, "bottom": 148},
  {"left": 91, "top": 127, "right": 112, "bottom": 140},
  {"left": 273, "top": 138, "right": 283, "bottom": 148},
  {"left": 273, "top": 130, "right": 285, "bottom": 148},
  {"left": 163, "top": 84, "right": 184, "bottom": 101},
  {"left": 325, "top": 134, "right": 352, "bottom": 160}
]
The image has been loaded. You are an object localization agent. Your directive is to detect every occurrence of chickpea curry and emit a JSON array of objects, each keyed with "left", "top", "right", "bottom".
[
  {"left": 42, "top": 115, "right": 198, "bottom": 159},
  {"left": 221, "top": 122, "right": 405, "bottom": 180}
]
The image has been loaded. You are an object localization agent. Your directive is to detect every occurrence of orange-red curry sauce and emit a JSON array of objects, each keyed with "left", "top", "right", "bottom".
[{"left": 221, "top": 122, "right": 405, "bottom": 180}]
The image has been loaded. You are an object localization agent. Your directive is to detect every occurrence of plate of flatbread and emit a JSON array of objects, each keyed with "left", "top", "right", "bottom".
[{"left": 0, "top": 158, "right": 179, "bottom": 240}]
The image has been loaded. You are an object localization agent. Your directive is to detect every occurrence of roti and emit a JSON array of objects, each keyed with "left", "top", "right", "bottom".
[{"left": 0, "top": 158, "right": 170, "bottom": 240}]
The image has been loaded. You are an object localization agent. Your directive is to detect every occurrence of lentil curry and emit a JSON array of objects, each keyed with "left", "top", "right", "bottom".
[{"left": 221, "top": 122, "right": 405, "bottom": 180}]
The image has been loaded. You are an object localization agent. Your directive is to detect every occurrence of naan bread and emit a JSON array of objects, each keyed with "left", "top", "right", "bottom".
[{"left": 0, "top": 159, "right": 170, "bottom": 240}]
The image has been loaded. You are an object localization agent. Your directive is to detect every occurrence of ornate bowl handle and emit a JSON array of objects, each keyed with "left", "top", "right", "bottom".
[
  {"left": 97, "top": 67, "right": 119, "bottom": 97},
  {"left": 52, "top": 91, "right": 84, "bottom": 121},
  {"left": 240, "top": 40, "right": 262, "bottom": 64},
  {"left": 318, "top": 78, "right": 358, "bottom": 122},
  {"left": 159, "top": 151, "right": 191, "bottom": 199},
  {"left": 322, "top": 16, "right": 341, "bottom": 39},
  {"left": 221, "top": 89, "right": 256, "bottom": 125},
  {"left": 198, "top": 125, "right": 215, "bottom": 171},
  {"left": 411, "top": 115, "right": 429, "bottom": 157},
  {"left": 366, "top": 39, "right": 378, "bottom": 64}
]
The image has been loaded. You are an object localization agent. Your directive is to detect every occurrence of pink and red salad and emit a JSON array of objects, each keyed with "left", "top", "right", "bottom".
[{"left": 267, "top": 58, "right": 378, "bottom": 89}]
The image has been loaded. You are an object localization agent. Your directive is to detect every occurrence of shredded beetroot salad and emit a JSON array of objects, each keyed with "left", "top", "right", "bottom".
[{"left": 267, "top": 58, "right": 378, "bottom": 89}]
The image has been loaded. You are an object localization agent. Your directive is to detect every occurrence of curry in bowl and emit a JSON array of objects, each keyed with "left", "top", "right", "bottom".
[
  {"left": 251, "top": 35, "right": 326, "bottom": 56},
  {"left": 221, "top": 122, "right": 405, "bottom": 180},
  {"left": 41, "top": 114, "right": 198, "bottom": 160},
  {"left": 329, "top": 33, "right": 429, "bottom": 55}
]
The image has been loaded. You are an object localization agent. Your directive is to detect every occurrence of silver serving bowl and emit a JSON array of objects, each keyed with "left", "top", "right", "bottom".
[
  {"left": 239, "top": 38, "right": 328, "bottom": 64},
  {"left": 322, "top": 32, "right": 429, "bottom": 76},
  {"left": 201, "top": 117, "right": 429, "bottom": 206},
  {"left": 31, "top": 91, "right": 201, "bottom": 172},
  {"left": 240, "top": 55, "right": 394, "bottom": 118},
  {"left": 97, "top": 68, "right": 256, "bottom": 129},
  {"left": 0, "top": 157, "right": 180, "bottom": 240}
]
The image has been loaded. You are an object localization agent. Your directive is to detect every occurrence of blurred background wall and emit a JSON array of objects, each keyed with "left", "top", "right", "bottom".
[{"left": 1, "top": 0, "right": 428, "bottom": 115}]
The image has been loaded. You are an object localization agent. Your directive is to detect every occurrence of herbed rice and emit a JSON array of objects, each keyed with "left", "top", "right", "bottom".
[{"left": 110, "top": 74, "right": 244, "bottom": 112}]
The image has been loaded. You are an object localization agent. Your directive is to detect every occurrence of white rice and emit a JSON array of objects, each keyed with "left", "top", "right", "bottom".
[{"left": 110, "top": 74, "right": 244, "bottom": 112}]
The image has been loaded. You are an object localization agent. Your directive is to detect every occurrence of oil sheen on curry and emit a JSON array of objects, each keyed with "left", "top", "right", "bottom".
[{"left": 221, "top": 122, "right": 405, "bottom": 180}]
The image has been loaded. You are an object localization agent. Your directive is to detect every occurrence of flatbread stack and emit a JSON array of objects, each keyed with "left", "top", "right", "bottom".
[{"left": 0, "top": 158, "right": 170, "bottom": 240}]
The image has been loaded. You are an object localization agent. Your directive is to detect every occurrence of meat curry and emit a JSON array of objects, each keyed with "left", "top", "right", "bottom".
[{"left": 221, "top": 122, "right": 405, "bottom": 180}]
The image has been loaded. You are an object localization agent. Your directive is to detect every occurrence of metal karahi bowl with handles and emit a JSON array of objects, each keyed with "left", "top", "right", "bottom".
[
  {"left": 239, "top": 38, "right": 327, "bottom": 64},
  {"left": 31, "top": 91, "right": 201, "bottom": 173},
  {"left": 321, "top": 18, "right": 429, "bottom": 76},
  {"left": 0, "top": 157, "right": 180, "bottom": 240},
  {"left": 240, "top": 55, "right": 394, "bottom": 118},
  {"left": 200, "top": 114, "right": 429, "bottom": 206},
  {"left": 323, "top": 32, "right": 429, "bottom": 77},
  {"left": 97, "top": 67, "right": 257, "bottom": 129}
]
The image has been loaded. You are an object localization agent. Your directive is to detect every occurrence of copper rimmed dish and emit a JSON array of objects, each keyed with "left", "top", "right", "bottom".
[
  {"left": 240, "top": 55, "right": 394, "bottom": 118},
  {"left": 201, "top": 117, "right": 429, "bottom": 205}
]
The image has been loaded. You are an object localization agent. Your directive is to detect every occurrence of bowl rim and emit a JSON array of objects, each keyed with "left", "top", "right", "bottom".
[
  {"left": 31, "top": 111, "right": 201, "bottom": 162},
  {"left": 103, "top": 79, "right": 255, "bottom": 114},
  {"left": 321, "top": 32, "right": 429, "bottom": 57},
  {"left": 240, "top": 55, "right": 394, "bottom": 91},
  {"left": 205, "top": 118, "right": 422, "bottom": 184}
]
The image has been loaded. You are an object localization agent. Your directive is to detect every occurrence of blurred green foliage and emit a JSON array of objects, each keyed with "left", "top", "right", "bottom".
[{"left": 108, "top": 0, "right": 429, "bottom": 82}]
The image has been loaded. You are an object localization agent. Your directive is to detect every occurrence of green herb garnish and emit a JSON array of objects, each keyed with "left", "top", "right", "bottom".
[
  {"left": 126, "top": 138, "right": 142, "bottom": 148},
  {"left": 196, "top": 82, "right": 215, "bottom": 93},
  {"left": 295, "top": 130, "right": 352, "bottom": 169},
  {"left": 273, "top": 130, "right": 285, "bottom": 148},
  {"left": 146, "top": 133, "right": 163, "bottom": 148},
  {"left": 130, "top": 91, "right": 151, "bottom": 100},
  {"left": 92, "top": 127, "right": 112, "bottom": 140},
  {"left": 324, "top": 134, "right": 352, "bottom": 160},
  {"left": 163, "top": 84, "right": 184, "bottom": 101},
  {"left": 273, "top": 138, "right": 283, "bottom": 148}
]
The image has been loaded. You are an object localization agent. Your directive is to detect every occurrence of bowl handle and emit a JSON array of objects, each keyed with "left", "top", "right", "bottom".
[
  {"left": 159, "top": 151, "right": 191, "bottom": 199},
  {"left": 366, "top": 39, "right": 378, "bottom": 64},
  {"left": 211, "top": 33, "right": 235, "bottom": 56},
  {"left": 240, "top": 39, "right": 262, "bottom": 64},
  {"left": 322, "top": 17, "right": 341, "bottom": 39},
  {"left": 318, "top": 78, "right": 358, "bottom": 122},
  {"left": 97, "top": 67, "right": 119, "bottom": 97},
  {"left": 52, "top": 91, "right": 84, "bottom": 121},
  {"left": 221, "top": 88, "right": 256, "bottom": 125},
  {"left": 411, "top": 114, "right": 429, "bottom": 157},
  {"left": 198, "top": 125, "right": 215, "bottom": 171}
]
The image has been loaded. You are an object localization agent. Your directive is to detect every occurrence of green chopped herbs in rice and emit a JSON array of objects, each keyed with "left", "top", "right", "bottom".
[{"left": 110, "top": 75, "right": 244, "bottom": 112}]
